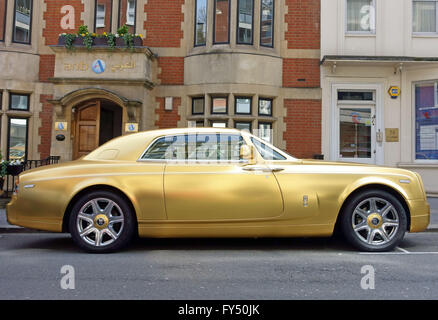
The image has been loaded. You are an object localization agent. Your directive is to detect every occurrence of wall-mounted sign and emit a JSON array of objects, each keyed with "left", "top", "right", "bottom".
[
  {"left": 91, "top": 59, "right": 106, "bottom": 74},
  {"left": 125, "top": 123, "right": 139, "bottom": 133},
  {"left": 385, "top": 128, "right": 399, "bottom": 142},
  {"left": 55, "top": 122, "right": 68, "bottom": 131},
  {"left": 64, "top": 60, "right": 136, "bottom": 73},
  {"left": 388, "top": 86, "right": 401, "bottom": 99}
]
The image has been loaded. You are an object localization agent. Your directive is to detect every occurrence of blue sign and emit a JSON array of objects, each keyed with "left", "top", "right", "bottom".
[
  {"left": 129, "top": 124, "right": 135, "bottom": 131},
  {"left": 91, "top": 59, "right": 106, "bottom": 74},
  {"left": 57, "top": 122, "right": 65, "bottom": 130}
]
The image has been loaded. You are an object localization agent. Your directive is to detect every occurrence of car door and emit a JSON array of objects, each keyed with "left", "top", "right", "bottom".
[{"left": 161, "top": 132, "right": 283, "bottom": 221}]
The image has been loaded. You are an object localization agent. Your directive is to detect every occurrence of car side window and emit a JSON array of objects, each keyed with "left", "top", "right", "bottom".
[
  {"left": 142, "top": 135, "right": 186, "bottom": 160},
  {"left": 189, "top": 134, "right": 244, "bottom": 161},
  {"left": 142, "top": 133, "right": 245, "bottom": 161},
  {"left": 251, "top": 137, "right": 287, "bottom": 160}
]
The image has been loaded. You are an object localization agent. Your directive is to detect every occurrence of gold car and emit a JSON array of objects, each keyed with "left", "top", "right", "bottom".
[{"left": 7, "top": 128, "right": 430, "bottom": 253}]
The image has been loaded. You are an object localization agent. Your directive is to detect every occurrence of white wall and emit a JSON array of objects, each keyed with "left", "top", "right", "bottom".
[{"left": 321, "top": 0, "right": 438, "bottom": 57}]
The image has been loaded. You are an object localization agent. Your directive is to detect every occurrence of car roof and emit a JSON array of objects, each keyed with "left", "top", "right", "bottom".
[{"left": 132, "top": 127, "right": 244, "bottom": 137}]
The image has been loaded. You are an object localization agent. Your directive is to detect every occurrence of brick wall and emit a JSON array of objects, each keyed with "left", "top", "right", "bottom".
[
  {"left": 283, "top": 58, "right": 320, "bottom": 88},
  {"left": 43, "top": 0, "right": 84, "bottom": 46},
  {"left": 283, "top": 99, "right": 321, "bottom": 159},
  {"left": 155, "top": 97, "right": 181, "bottom": 128},
  {"left": 285, "top": 0, "right": 320, "bottom": 49},
  {"left": 38, "top": 95, "right": 54, "bottom": 160},
  {"left": 158, "top": 57, "right": 184, "bottom": 85},
  {"left": 144, "top": 0, "right": 184, "bottom": 47},
  {"left": 0, "top": 0, "right": 6, "bottom": 41},
  {"left": 39, "top": 55, "right": 55, "bottom": 82}
]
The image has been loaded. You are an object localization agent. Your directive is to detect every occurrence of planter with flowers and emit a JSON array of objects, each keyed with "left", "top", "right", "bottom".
[
  {"left": 7, "top": 160, "right": 24, "bottom": 176},
  {"left": 58, "top": 24, "right": 143, "bottom": 51}
]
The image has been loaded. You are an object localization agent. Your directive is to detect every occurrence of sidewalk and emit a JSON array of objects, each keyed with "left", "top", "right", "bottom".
[{"left": 1, "top": 200, "right": 438, "bottom": 232}]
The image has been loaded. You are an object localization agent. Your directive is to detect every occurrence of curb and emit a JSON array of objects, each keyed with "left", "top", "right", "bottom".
[
  {"left": 0, "top": 227, "right": 52, "bottom": 233},
  {"left": 1, "top": 226, "right": 438, "bottom": 234}
]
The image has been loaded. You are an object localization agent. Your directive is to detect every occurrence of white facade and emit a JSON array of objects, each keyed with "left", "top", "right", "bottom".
[{"left": 321, "top": 0, "right": 438, "bottom": 195}]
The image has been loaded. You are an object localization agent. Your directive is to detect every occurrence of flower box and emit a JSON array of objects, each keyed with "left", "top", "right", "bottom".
[
  {"left": 6, "top": 164, "right": 24, "bottom": 176},
  {"left": 58, "top": 34, "right": 143, "bottom": 49}
]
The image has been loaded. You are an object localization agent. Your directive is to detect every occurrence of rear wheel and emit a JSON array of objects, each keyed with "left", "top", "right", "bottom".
[
  {"left": 69, "top": 190, "right": 136, "bottom": 253},
  {"left": 340, "top": 189, "right": 407, "bottom": 252}
]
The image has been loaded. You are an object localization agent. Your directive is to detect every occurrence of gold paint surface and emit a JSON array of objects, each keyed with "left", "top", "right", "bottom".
[{"left": 6, "top": 128, "right": 430, "bottom": 238}]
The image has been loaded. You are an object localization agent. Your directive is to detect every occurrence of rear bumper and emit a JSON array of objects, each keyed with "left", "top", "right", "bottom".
[
  {"left": 407, "top": 199, "right": 430, "bottom": 232},
  {"left": 6, "top": 196, "right": 62, "bottom": 232}
]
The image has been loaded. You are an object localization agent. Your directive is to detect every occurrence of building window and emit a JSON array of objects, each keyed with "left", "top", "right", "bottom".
[
  {"left": 235, "top": 97, "right": 252, "bottom": 115},
  {"left": 237, "top": 0, "right": 254, "bottom": 44},
  {"left": 258, "top": 98, "right": 273, "bottom": 116},
  {"left": 8, "top": 118, "right": 28, "bottom": 161},
  {"left": 195, "top": 0, "right": 207, "bottom": 46},
  {"left": 260, "top": 0, "right": 274, "bottom": 47},
  {"left": 211, "top": 121, "right": 227, "bottom": 128},
  {"left": 235, "top": 121, "right": 252, "bottom": 132},
  {"left": 211, "top": 97, "right": 228, "bottom": 114},
  {"left": 13, "top": 0, "right": 32, "bottom": 44},
  {"left": 413, "top": 0, "right": 438, "bottom": 33},
  {"left": 346, "top": 0, "right": 375, "bottom": 33},
  {"left": 9, "top": 93, "right": 29, "bottom": 111},
  {"left": 95, "top": 0, "right": 112, "bottom": 34},
  {"left": 192, "top": 97, "right": 205, "bottom": 115},
  {"left": 119, "top": 0, "right": 136, "bottom": 33},
  {"left": 415, "top": 81, "right": 438, "bottom": 160},
  {"left": 214, "top": 0, "right": 230, "bottom": 44},
  {"left": 338, "top": 91, "right": 374, "bottom": 101},
  {"left": 258, "top": 122, "right": 272, "bottom": 143},
  {"left": 0, "top": 0, "right": 7, "bottom": 42}
]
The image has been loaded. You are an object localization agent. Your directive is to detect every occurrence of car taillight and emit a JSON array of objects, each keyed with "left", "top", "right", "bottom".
[{"left": 13, "top": 178, "right": 19, "bottom": 195}]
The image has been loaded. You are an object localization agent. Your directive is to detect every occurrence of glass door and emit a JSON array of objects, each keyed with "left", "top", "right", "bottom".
[{"left": 337, "top": 105, "right": 376, "bottom": 164}]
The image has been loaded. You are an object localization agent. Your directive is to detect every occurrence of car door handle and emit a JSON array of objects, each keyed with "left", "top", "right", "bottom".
[{"left": 242, "top": 166, "right": 284, "bottom": 173}]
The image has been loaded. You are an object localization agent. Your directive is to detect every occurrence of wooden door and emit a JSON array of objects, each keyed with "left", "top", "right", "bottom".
[{"left": 73, "top": 101, "right": 101, "bottom": 160}]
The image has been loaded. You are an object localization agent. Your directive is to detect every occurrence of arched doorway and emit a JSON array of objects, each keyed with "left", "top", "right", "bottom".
[{"left": 73, "top": 99, "right": 123, "bottom": 160}]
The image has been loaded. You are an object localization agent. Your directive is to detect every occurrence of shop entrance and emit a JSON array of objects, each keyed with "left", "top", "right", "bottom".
[
  {"left": 331, "top": 86, "right": 383, "bottom": 165},
  {"left": 73, "top": 99, "right": 123, "bottom": 160}
]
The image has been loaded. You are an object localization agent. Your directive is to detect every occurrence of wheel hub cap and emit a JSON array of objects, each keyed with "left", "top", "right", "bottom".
[
  {"left": 94, "top": 214, "right": 109, "bottom": 229},
  {"left": 367, "top": 213, "right": 383, "bottom": 229}
]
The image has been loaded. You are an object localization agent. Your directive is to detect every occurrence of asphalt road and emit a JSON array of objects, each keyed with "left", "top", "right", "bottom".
[{"left": 1, "top": 232, "right": 438, "bottom": 300}]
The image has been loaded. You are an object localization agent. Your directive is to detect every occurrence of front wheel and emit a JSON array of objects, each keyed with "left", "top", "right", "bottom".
[
  {"left": 69, "top": 190, "right": 136, "bottom": 253},
  {"left": 340, "top": 190, "right": 407, "bottom": 252}
]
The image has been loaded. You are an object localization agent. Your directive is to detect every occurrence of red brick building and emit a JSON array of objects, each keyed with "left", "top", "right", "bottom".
[{"left": 0, "top": 0, "right": 321, "bottom": 162}]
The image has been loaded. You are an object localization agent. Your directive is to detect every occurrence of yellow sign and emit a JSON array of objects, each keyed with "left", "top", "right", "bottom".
[
  {"left": 388, "top": 86, "right": 401, "bottom": 99},
  {"left": 125, "top": 123, "right": 139, "bottom": 133},
  {"left": 385, "top": 128, "right": 399, "bottom": 142},
  {"left": 55, "top": 122, "right": 68, "bottom": 131}
]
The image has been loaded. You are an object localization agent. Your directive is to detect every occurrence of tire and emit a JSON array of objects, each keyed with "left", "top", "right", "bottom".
[
  {"left": 340, "top": 189, "right": 407, "bottom": 252},
  {"left": 69, "top": 190, "right": 136, "bottom": 253}
]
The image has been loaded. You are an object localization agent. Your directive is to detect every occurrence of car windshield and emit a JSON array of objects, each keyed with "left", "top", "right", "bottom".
[{"left": 250, "top": 137, "right": 289, "bottom": 161}]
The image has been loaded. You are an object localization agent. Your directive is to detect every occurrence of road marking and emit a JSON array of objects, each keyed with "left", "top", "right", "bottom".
[
  {"left": 359, "top": 252, "right": 438, "bottom": 255},
  {"left": 396, "top": 247, "right": 410, "bottom": 253}
]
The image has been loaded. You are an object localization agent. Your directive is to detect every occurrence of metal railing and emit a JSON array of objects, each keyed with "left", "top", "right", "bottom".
[{"left": 1, "top": 156, "right": 60, "bottom": 197}]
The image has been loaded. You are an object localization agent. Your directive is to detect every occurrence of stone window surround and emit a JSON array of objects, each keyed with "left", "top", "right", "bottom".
[
  {"left": 187, "top": 93, "right": 277, "bottom": 139},
  {"left": 192, "top": 0, "right": 276, "bottom": 50}
]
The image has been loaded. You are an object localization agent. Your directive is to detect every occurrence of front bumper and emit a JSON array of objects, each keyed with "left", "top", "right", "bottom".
[{"left": 407, "top": 199, "right": 430, "bottom": 233}]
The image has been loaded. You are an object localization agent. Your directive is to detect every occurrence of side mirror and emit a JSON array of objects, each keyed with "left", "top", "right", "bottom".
[{"left": 240, "top": 145, "right": 256, "bottom": 163}]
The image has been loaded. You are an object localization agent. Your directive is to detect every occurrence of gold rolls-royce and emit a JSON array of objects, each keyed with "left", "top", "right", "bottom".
[{"left": 7, "top": 128, "right": 430, "bottom": 253}]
